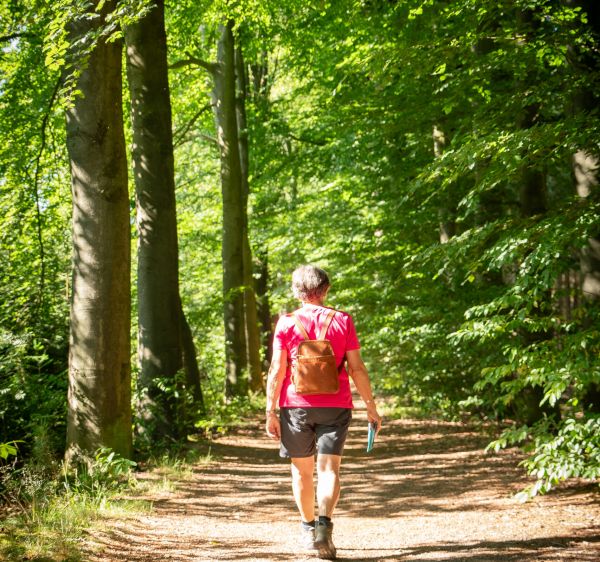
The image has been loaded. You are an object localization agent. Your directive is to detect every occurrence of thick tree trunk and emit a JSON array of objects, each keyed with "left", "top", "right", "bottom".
[
  {"left": 213, "top": 23, "right": 247, "bottom": 397},
  {"left": 236, "top": 45, "right": 264, "bottom": 392},
  {"left": 125, "top": 0, "right": 203, "bottom": 439},
  {"left": 65, "top": 0, "right": 132, "bottom": 462},
  {"left": 126, "top": 0, "right": 180, "bottom": 439}
]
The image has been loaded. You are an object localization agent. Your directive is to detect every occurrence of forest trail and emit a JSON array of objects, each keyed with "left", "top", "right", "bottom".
[{"left": 86, "top": 405, "right": 600, "bottom": 562}]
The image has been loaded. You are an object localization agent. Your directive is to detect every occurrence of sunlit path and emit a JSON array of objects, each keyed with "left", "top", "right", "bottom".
[{"left": 86, "top": 405, "right": 600, "bottom": 562}]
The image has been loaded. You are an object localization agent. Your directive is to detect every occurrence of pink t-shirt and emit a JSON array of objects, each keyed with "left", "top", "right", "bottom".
[{"left": 273, "top": 303, "right": 360, "bottom": 408}]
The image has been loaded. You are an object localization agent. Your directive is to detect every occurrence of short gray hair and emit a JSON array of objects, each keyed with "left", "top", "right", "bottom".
[{"left": 292, "top": 265, "right": 330, "bottom": 301}]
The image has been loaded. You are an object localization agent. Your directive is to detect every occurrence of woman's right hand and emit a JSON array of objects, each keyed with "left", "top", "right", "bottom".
[{"left": 366, "top": 403, "right": 383, "bottom": 435}]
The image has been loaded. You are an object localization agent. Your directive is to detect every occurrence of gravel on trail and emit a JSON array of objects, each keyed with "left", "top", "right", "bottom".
[{"left": 86, "top": 405, "right": 600, "bottom": 562}]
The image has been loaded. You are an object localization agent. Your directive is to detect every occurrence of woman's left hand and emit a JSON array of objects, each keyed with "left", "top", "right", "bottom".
[{"left": 265, "top": 413, "right": 281, "bottom": 440}]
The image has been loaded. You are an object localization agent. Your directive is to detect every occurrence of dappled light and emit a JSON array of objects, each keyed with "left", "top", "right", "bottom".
[
  {"left": 1, "top": 0, "right": 599, "bottom": 560},
  {"left": 83, "top": 405, "right": 600, "bottom": 561}
]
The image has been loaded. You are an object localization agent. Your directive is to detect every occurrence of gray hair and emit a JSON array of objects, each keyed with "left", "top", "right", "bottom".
[{"left": 292, "top": 265, "right": 330, "bottom": 301}]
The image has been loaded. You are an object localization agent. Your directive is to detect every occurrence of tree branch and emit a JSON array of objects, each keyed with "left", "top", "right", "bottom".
[
  {"left": 169, "top": 52, "right": 217, "bottom": 74},
  {"left": 200, "top": 133, "right": 218, "bottom": 145},
  {"left": 288, "top": 133, "right": 329, "bottom": 146},
  {"left": 0, "top": 32, "right": 36, "bottom": 43},
  {"left": 173, "top": 103, "right": 213, "bottom": 148}
]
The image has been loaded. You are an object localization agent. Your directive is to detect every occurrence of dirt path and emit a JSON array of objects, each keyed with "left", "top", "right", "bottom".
[{"left": 87, "top": 406, "right": 600, "bottom": 561}]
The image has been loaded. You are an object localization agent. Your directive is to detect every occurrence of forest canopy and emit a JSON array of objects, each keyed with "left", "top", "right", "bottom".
[{"left": 1, "top": 0, "right": 599, "bottom": 499}]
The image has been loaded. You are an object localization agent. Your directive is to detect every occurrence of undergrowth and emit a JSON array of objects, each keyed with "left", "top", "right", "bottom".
[{"left": 0, "top": 445, "right": 214, "bottom": 561}]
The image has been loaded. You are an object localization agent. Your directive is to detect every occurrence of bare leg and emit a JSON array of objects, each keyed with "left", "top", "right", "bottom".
[
  {"left": 316, "top": 453, "right": 342, "bottom": 518},
  {"left": 290, "top": 456, "right": 315, "bottom": 522}
]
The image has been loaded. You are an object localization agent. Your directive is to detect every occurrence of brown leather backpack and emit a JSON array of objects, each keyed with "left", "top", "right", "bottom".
[{"left": 291, "top": 309, "right": 340, "bottom": 395}]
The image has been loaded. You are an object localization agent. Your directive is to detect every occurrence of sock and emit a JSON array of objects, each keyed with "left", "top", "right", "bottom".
[
  {"left": 301, "top": 520, "right": 315, "bottom": 531},
  {"left": 318, "top": 515, "right": 332, "bottom": 526}
]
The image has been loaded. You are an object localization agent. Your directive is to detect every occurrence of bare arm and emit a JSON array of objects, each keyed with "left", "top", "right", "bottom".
[
  {"left": 346, "top": 349, "right": 382, "bottom": 431},
  {"left": 265, "top": 348, "right": 287, "bottom": 440}
]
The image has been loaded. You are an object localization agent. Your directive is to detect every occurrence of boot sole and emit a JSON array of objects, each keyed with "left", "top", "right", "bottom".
[{"left": 316, "top": 543, "right": 336, "bottom": 560}]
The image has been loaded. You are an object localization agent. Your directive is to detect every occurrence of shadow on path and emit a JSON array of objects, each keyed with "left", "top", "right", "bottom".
[{"left": 86, "top": 407, "right": 600, "bottom": 561}]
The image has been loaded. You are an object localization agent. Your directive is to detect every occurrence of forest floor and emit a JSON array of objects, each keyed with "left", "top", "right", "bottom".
[{"left": 84, "top": 403, "right": 600, "bottom": 562}]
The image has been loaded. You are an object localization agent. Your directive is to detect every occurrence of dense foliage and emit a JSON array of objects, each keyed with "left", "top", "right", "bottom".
[{"left": 1, "top": 0, "right": 598, "bottom": 503}]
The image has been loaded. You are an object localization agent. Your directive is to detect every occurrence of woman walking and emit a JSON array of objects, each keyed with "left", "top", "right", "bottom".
[{"left": 265, "top": 265, "right": 382, "bottom": 560}]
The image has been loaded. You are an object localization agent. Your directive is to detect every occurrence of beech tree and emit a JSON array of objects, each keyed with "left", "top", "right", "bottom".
[
  {"left": 64, "top": 0, "right": 132, "bottom": 461},
  {"left": 211, "top": 22, "right": 248, "bottom": 396},
  {"left": 566, "top": 0, "right": 600, "bottom": 412},
  {"left": 171, "top": 19, "right": 265, "bottom": 397},
  {"left": 235, "top": 44, "right": 263, "bottom": 392},
  {"left": 568, "top": 0, "right": 600, "bottom": 301},
  {"left": 125, "top": 0, "right": 203, "bottom": 441}
]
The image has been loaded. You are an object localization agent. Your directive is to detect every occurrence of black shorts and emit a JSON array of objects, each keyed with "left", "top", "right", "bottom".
[{"left": 279, "top": 407, "right": 352, "bottom": 458}]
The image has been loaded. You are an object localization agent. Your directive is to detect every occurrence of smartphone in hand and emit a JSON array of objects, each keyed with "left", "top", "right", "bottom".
[{"left": 367, "top": 421, "right": 377, "bottom": 453}]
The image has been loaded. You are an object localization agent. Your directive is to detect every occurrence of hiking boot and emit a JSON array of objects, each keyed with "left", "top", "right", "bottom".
[
  {"left": 314, "top": 521, "right": 336, "bottom": 560},
  {"left": 299, "top": 523, "right": 317, "bottom": 552}
]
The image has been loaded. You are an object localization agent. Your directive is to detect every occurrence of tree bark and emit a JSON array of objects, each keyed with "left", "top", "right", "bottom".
[
  {"left": 236, "top": 45, "right": 264, "bottom": 392},
  {"left": 255, "top": 250, "right": 273, "bottom": 373},
  {"left": 574, "top": 152, "right": 600, "bottom": 299},
  {"left": 567, "top": 0, "right": 600, "bottom": 300},
  {"left": 65, "top": 0, "right": 132, "bottom": 462},
  {"left": 246, "top": 53, "right": 274, "bottom": 371},
  {"left": 512, "top": 7, "right": 559, "bottom": 426},
  {"left": 213, "top": 22, "right": 248, "bottom": 397},
  {"left": 180, "top": 302, "right": 204, "bottom": 408},
  {"left": 517, "top": 101, "right": 547, "bottom": 217},
  {"left": 433, "top": 125, "right": 456, "bottom": 243},
  {"left": 516, "top": 9, "right": 547, "bottom": 217},
  {"left": 472, "top": 34, "right": 504, "bottom": 227},
  {"left": 125, "top": 0, "right": 203, "bottom": 439}
]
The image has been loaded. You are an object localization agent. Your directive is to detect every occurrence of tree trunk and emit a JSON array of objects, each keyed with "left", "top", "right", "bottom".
[
  {"left": 125, "top": 0, "right": 203, "bottom": 439},
  {"left": 517, "top": 101, "right": 546, "bottom": 217},
  {"left": 516, "top": 9, "right": 547, "bottom": 217},
  {"left": 65, "top": 0, "right": 132, "bottom": 462},
  {"left": 567, "top": 0, "right": 600, "bottom": 300},
  {"left": 472, "top": 35, "right": 503, "bottom": 228},
  {"left": 255, "top": 250, "right": 273, "bottom": 372},
  {"left": 564, "top": 1, "right": 600, "bottom": 412},
  {"left": 574, "top": 150, "right": 600, "bottom": 299},
  {"left": 433, "top": 125, "right": 456, "bottom": 243},
  {"left": 246, "top": 53, "right": 274, "bottom": 372},
  {"left": 236, "top": 45, "right": 263, "bottom": 392},
  {"left": 512, "top": 7, "right": 559, "bottom": 425},
  {"left": 180, "top": 302, "right": 204, "bottom": 409},
  {"left": 213, "top": 22, "right": 247, "bottom": 397}
]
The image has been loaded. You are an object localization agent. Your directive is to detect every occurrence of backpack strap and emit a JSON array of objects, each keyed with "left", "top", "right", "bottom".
[
  {"left": 293, "top": 309, "right": 337, "bottom": 340},
  {"left": 292, "top": 312, "right": 311, "bottom": 340},
  {"left": 317, "top": 309, "right": 336, "bottom": 340}
]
